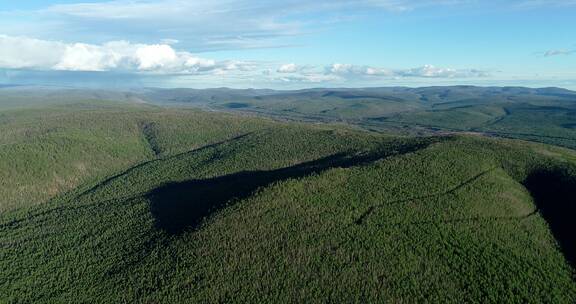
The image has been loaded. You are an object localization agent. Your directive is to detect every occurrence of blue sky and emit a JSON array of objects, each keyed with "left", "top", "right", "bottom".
[{"left": 0, "top": 0, "right": 575, "bottom": 89}]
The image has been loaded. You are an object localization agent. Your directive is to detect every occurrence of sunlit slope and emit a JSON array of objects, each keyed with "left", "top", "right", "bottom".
[
  {"left": 144, "top": 86, "right": 576, "bottom": 149},
  {"left": 2, "top": 124, "right": 575, "bottom": 303},
  {"left": 0, "top": 102, "right": 274, "bottom": 211}
]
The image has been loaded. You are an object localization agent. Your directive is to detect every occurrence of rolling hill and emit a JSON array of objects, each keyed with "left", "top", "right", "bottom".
[
  {"left": 1, "top": 98, "right": 576, "bottom": 303},
  {"left": 140, "top": 86, "right": 576, "bottom": 149}
]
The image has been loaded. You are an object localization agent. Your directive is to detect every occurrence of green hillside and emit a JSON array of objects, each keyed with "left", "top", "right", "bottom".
[
  {"left": 0, "top": 102, "right": 273, "bottom": 212},
  {"left": 1, "top": 101, "right": 575, "bottom": 303},
  {"left": 141, "top": 86, "right": 576, "bottom": 150}
]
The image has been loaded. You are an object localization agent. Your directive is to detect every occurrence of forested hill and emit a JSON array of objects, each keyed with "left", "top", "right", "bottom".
[
  {"left": 3, "top": 85, "right": 575, "bottom": 149},
  {"left": 1, "top": 101, "right": 575, "bottom": 302}
]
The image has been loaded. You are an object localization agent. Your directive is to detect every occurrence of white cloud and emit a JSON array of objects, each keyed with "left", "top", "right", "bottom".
[
  {"left": 0, "top": 0, "right": 470, "bottom": 52},
  {"left": 136, "top": 44, "right": 178, "bottom": 70},
  {"left": 544, "top": 49, "right": 574, "bottom": 57},
  {"left": 160, "top": 38, "right": 180, "bottom": 45},
  {"left": 271, "top": 62, "right": 488, "bottom": 84},
  {"left": 364, "top": 66, "right": 393, "bottom": 76},
  {"left": 397, "top": 64, "right": 488, "bottom": 78},
  {"left": 326, "top": 63, "right": 354, "bottom": 74},
  {"left": 0, "top": 35, "right": 64, "bottom": 69},
  {"left": 277, "top": 63, "right": 300, "bottom": 73},
  {"left": 326, "top": 63, "right": 393, "bottom": 76},
  {"left": 277, "top": 74, "right": 341, "bottom": 83},
  {"left": 0, "top": 34, "right": 489, "bottom": 87},
  {"left": 55, "top": 42, "right": 125, "bottom": 71},
  {"left": 0, "top": 35, "right": 244, "bottom": 74},
  {"left": 45, "top": 0, "right": 426, "bottom": 20},
  {"left": 324, "top": 63, "right": 487, "bottom": 78}
]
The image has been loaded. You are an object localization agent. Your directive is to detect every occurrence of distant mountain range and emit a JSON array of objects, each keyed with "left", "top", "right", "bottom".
[
  {"left": 138, "top": 86, "right": 576, "bottom": 149},
  {"left": 2, "top": 85, "right": 576, "bottom": 148}
]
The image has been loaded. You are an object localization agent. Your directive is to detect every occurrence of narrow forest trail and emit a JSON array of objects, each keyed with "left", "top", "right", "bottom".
[{"left": 354, "top": 167, "right": 500, "bottom": 225}]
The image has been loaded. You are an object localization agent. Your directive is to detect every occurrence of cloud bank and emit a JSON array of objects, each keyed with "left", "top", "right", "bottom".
[
  {"left": 324, "top": 63, "right": 487, "bottom": 79},
  {"left": 0, "top": 34, "right": 488, "bottom": 83},
  {"left": 0, "top": 35, "right": 245, "bottom": 74}
]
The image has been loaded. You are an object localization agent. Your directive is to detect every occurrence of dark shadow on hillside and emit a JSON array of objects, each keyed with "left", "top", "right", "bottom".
[
  {"left": 147, "top": 139, "right": 438, "bottom": 235},
  {"left": 524, "top": 169, "right": 576, "bottom": 268}
]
